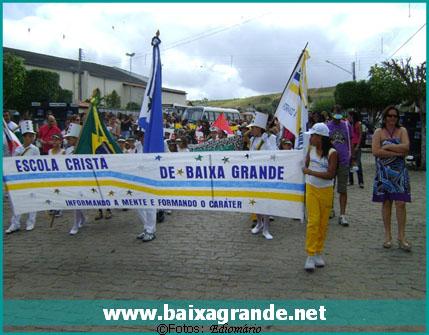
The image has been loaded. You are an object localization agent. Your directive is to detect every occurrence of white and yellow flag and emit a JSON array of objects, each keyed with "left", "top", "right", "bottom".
[{"left": 275, "top": 49, "right": 310, "bottom": 149}]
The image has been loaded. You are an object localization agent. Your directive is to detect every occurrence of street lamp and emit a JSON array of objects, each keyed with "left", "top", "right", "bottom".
[
  {"left": 126, "top": 52, "right": 135, "bottom": 106},
  {"left": 325, "top": 59, "right": 356, "bottom": 81}
]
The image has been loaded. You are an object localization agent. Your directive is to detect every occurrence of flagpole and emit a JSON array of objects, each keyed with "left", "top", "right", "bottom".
[{"left": 274, "top": 42, "right": 309, "bottom": 113}]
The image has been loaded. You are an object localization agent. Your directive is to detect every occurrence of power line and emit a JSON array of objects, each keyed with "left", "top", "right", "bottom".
[{"left": 387, "top": 22, "right": 426, "bottom": 59}]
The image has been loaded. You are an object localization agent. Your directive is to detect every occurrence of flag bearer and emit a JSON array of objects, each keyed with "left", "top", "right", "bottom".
[
  {"left": 245, "top": 112, "right": 277, "bottom": 240},
  {"left": 5, "top": 121, "right": 39, "bottom": 234},
  {"left": 64, "top": 123, "right": 88, "bottom": 235}
]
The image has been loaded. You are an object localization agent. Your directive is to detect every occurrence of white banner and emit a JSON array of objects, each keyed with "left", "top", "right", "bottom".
[{"left": 3, "top": 150, "right": 305, "bottom": 219}]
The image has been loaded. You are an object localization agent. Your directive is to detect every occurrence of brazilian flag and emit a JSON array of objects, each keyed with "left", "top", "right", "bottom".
[{"left": 75, "top": 89, "right": 123, "bottom": 154}]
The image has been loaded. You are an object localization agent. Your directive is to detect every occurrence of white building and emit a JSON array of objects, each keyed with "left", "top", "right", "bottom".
[{"left": 4, "top": 47, "right": 187, "bottom": 108}]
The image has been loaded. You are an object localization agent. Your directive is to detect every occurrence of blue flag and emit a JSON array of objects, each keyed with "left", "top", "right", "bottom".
[{"left": 138, "top": 33, "right": 164, "bottom": 153}]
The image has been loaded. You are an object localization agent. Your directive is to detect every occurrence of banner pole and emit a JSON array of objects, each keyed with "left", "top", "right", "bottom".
[{"left": 274, "top": 42, "right": 309, "bottom": 113}]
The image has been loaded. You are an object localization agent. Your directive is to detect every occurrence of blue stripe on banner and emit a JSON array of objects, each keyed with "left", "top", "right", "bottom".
[
  {"left": 293, "top": 71, "right": 300, "bottom": 82},
  {"left": 4, "top": 171, "right": 305, "bottom": 192}
]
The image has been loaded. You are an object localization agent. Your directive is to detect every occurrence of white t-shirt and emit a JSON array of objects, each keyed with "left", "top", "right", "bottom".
[
  {"left": 65, "top": 146, "right": 75, "bottom": 155},
  {"left": 305, "top": 146, "right": 336, "bottom": 188},
  {"left": 250, "top": 133, "right": 277, "bottom": 151},
  {"left": 14, "top": 144, "right": 40, "bottom": 157}
]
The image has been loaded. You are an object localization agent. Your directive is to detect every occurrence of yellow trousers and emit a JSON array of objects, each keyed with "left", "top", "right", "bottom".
[{"left": 305, "top": 183, "right": 334, "bottom": 256}]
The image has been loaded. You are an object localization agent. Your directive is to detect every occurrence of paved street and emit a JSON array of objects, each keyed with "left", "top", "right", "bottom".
[{"left": 3, "top": 151, "right": 426, "bottom": 332}]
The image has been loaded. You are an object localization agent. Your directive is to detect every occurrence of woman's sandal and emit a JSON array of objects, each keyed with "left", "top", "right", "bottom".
[
  {"left": 398, "top": 239, "right": 412, "bottom": 251},
  {"left": 383, "top": 235, "right": 392, "bottom": 249}
]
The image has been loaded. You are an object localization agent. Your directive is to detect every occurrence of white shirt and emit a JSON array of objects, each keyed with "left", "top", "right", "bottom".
[
  {"left": 14, "top": 144, "right": 40, "bottom": 157},
  {"left": 305, "top": 146, "right": 336, "bottom": 188},
  {"left": 135, "top": 141, "right": 143, "bottom": 153},
  {"left": 250, "top": 133, "right": 277, "bottom": 151},
  {"left": 65, "top": 146, "right": 75, "bottom": 155}
]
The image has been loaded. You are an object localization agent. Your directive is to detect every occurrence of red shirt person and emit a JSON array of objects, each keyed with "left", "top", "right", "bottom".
[{"left": 38, "top": 115, "right": 62, "bottom": 154}]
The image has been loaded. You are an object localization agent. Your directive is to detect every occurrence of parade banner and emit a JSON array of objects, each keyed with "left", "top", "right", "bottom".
[
  {"left": 3, "top": 150, "right": 305, "bottom": 219},
  {"left": 189, "top": 136, "right": 243, "bottom": 152}
]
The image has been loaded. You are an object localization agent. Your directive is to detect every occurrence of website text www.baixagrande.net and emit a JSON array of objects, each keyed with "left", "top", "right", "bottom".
[{"left": 103, "top": 303, "right": 327, "bottom": 333}]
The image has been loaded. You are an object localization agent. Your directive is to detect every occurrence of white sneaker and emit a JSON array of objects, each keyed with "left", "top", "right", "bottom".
[
  {"left": 305, "top": 256, "right": 316, "bottom": 271},
  {"left": 251, "top": 223, "right": 263, "bottom": 234},
  {"left": 338, "top": 215, "right": 349, "bottom": 226},
  {"left": 262, "top": 231, "right": 273, "bottom": 240},
  {"left": 26, "top": 223, "right": 35, "bottom": 231},
  {"left": 6, "top": 223, "right": 20, "bottom": 234},
  {"left": 314, "top": 253, "right": 325, "bottom": 267},
  {"left": 78, "top": 216, "right": 88, "bottom": 228},
  {"left": 69, "top": 227, "right": 79, "bottom": 235}
]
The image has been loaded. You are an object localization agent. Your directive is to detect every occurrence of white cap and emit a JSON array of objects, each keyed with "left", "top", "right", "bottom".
[
  {"left": 65, "top": 123, "right": 82, "bottom": 138},
  {"left": 305, "top": 122, "right": 330, "bottom": 137},
  {"left": 20, "top": 120, "right": 36, "bottom": 134},
  {"left": 249, "top": 112, "right": 268, "bottom": 130}
]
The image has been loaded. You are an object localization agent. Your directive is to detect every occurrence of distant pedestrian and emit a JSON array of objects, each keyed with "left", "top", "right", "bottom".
[
  {"left": 372, "top": 105, "right": 411, "bottom": 250},
  {"left": 302, "top": 123, "right": 337, "bottom": 271},
  {"left": 347, "top": 111, "right": 364, "bottom": 188}
]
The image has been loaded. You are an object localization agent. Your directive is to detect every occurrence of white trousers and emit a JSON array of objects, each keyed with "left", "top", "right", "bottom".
[
  {"left": 71, "top": 209, "right": 86, "bottom": 229},
  {"left": 136, "top": 208, "right": 156, "bottom": 234},
  {"left": 11, "top": 212, "right": 36, "bottom": 228}
]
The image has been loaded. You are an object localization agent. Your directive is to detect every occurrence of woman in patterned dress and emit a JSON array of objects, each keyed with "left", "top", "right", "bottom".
[{"left": 372, "top": 105, "right": 411, "bottom": 250}]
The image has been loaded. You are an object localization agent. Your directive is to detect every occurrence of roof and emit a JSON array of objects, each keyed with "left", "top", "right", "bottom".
[{"left": 3, "top": 47, "right": 186, "bottom": 95}]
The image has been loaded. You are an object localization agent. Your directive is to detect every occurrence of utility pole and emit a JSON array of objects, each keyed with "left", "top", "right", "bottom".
[
  {"left": 352, "top": 61, "right": 356, "bottom": 81},
  {"left": 78, "top": 48, "right": 82, "bottom": 101},
  {"left": 126, "top": 52, "right": 135, "bottom": 106}
]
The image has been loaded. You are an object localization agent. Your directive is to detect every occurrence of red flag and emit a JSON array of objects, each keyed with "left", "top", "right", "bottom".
[{"left": 212, "top": 112, "right": 233, "bottom": 134}]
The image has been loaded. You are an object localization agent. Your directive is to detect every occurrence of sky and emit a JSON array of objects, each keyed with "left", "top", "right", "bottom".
[{"left": 3, "top": 3, "right": 427, "bottom": 101}]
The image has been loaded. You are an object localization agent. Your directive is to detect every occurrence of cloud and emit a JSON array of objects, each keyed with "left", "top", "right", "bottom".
[{"left": 3, "top": 3, "right": 426, "bottom": 100}]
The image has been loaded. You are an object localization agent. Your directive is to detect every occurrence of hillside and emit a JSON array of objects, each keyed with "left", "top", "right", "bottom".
[{"left": 191, "top": 86, "right": 336, "bottom": 112}]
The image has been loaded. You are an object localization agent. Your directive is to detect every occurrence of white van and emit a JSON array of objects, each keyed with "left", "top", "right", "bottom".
[{"left": 182, "top": 106, "right": 240, "bottom": 124}]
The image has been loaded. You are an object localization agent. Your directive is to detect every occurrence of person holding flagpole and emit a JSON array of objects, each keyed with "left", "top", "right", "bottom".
[
  {"left": 64, "top": 123, "right": 88, "bottom": 235},
  {"left": 135, "top": 31, "right": 165, "bottom": 242},
  {"left": 245, "top": 112, "right": 277, "bottom": 240},
  {"left": 5, "top": 121, "right": 39, "bottom": 234}
]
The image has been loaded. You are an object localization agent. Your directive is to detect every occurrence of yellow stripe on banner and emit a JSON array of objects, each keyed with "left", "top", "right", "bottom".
[
  {"left": 289, "top": 82, "right": 300, "bottom": 95},
  {"left": 7, "top": 180, "right": 304, "bottom": 203}
]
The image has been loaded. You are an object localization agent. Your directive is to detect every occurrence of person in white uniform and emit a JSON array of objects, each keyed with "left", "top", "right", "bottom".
[
  {"left": 247, "top": 112, "right": 277, "bottom": 240},
  {"left": 5, "top": 121, "right": 39, "bottom": 234},
  {"left": 64, "top": 123, "right": 88, "bottom": 235}
]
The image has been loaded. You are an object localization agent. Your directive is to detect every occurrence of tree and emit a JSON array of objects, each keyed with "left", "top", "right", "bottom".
[
  {"left": 55, "top": 87, "right": 73, "bottom": 103},
  {"left": 312, "top": 97, "right": 335, "bottom": 112},
  {"left": 3, "top": 53, "right": 26, "bottom": 108},
  {"left": 126, "top": 102, "right": 141, "bottom": 110},
  {"left": 334, "top": 80, "right": 372, "bottom": 110},
  {"left": 104, "top": 90, "right": 121, "bottom": 108},
  {"left": 15, "top": 69, "right": 60, "bottom": 110},
  {"left": 367, "top": 64, "right": 408, "bottom": 110},
  {"left": 381, "top": 58, "right": 426, "bottom": 169}
]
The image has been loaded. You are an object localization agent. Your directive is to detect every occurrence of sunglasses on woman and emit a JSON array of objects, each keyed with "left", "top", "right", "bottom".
[{"left": 386, "top": 114, "right": 398, "bottom": 118}]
